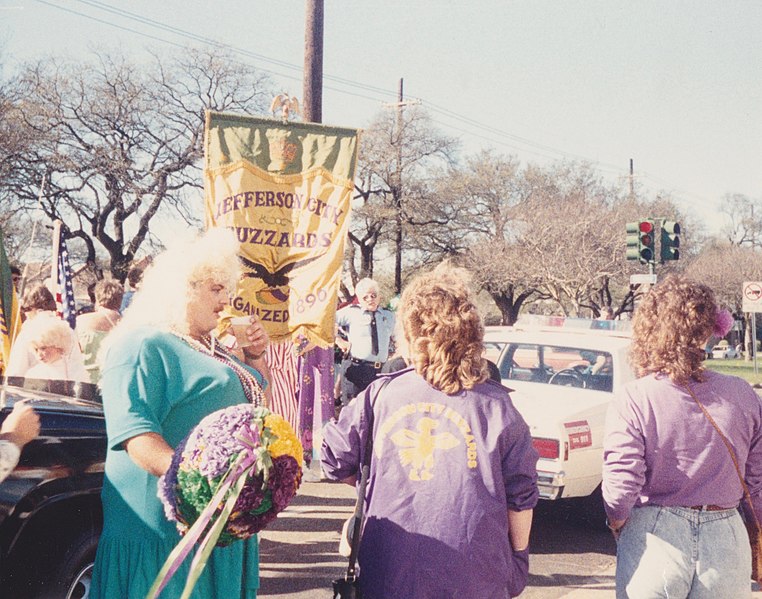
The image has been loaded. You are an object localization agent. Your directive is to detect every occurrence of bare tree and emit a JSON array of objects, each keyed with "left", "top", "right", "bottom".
[
  {"left": 3, "top": 47, "right": 272, "bottom": 280},
  {"left": 684, "top": 241, "right": 762, "bottom": 358},
  {"left": 350, "top": 106, "right": 458, "bottom": 287},
  {"left": 720, "top": 193, "right": 762, "bottom": 249}
]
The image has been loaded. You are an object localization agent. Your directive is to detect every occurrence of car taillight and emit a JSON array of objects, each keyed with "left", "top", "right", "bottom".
[{"left": 532, "top": 437, "right": 560, "bottom": 459}]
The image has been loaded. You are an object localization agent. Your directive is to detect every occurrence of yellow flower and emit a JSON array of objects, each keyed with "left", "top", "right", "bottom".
[{"left": 265, "top": 414, "right": 303, "bottom": 464}]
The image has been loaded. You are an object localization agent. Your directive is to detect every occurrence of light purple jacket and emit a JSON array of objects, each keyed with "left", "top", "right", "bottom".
[{"left": 603, "top": 370, "right": 762, "bottom": 522}]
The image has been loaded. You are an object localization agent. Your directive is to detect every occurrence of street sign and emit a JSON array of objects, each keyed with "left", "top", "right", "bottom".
[
  {"left": 743, "top": 281, "right": 762, "bottom": 313},
  {"left": 630, "top": 274, "right": 657, "bottom": 285}
]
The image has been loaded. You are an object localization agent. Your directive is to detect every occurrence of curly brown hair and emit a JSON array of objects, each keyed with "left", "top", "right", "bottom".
[
  {"left": 630, "top": 274, "right": 716, "bottom": 384},
  {"left": 398, "top": 263, "right": 488, "bottom": 394}
]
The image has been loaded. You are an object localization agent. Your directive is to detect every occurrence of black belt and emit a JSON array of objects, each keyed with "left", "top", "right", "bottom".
[{"left": 350, "top": 358, "right": 383, "bottom": 369}]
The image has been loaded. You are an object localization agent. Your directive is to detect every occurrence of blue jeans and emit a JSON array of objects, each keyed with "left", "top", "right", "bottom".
[{"left": 616, "top": 505, "right": 751, "bottom": 598}]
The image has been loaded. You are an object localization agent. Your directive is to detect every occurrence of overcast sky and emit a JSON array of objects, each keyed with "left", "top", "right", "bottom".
[{"left": 2, "top": 0, "right": 760, "bottom": 234}]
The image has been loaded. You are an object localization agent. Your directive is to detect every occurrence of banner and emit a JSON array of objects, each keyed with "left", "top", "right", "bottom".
[
  {"left": 0, "top": 227, "right": 21, "bottom": 368},
  {"left": 204, "top": 111, "right": 359, "bottom": 348}
]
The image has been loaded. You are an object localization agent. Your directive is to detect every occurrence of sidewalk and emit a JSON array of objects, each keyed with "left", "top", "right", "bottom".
[
  {"left": 558, "top": 564, "right": 762, "bottom": 598},
  {"left": 260, "top": 480, "right": 762, "bottom": 598}
]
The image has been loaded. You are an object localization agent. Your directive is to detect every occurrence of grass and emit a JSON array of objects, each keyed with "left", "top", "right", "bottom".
[{"left": 705, "top": 359, "right": 762, "bottom": 387}]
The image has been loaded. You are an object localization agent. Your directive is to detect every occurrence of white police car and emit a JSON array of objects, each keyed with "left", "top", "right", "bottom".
[{"left": 492, "top": 317, "right": 635, "bottom": 501}]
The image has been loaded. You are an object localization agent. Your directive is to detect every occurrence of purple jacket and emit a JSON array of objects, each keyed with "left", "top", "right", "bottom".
[
  {"left": 603, "top": 370, "right": 762, "bottom": 522},
  {"left": 321, "top": 368, "right": 538, "bottom": 599}
]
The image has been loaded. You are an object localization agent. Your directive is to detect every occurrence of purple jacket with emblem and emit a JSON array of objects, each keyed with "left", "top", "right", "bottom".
[{"left": 321, "top": 368, "right": 539, "bottom": 599}]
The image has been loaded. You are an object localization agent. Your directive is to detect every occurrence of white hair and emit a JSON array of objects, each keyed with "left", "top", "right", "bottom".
[
  {"left": 26, "top": 313, "right": 74, "bottom": 352},
  {"left": 103, "top": 228, "right": 241, "bottom": 352},
  {"left": 355, "top": 278, "right": 379, "bottom": 299}
]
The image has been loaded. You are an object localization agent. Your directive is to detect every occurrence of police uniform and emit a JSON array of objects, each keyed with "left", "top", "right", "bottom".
[{"left": 336, "top": 304, "right": 395, "bottom": 401}]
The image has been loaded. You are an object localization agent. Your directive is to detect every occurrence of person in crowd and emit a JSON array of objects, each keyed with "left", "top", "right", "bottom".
[
  {"left": 23, "top": 312, "right": 88, "bottom": 381},
  {"left": 335, "top": 278, "right": 395, "bottom": 403},
  {"left": 598, "top": 305, "right": 614, "bottom": 320},
  {"left": 119, "top": 264, "right": 145, "bottom": 313},
  {"left": 603, "top": 274, "right": 761, "bottom": 598},
  {"left": 321, "top": 263, "right": 538, "bottom": 598},
  {"left": 75, "top": 282, "right": 97, "bottom": 317},
  {"left": 0, "top": 401, "right": 40, "bottom": 483},
  {"left": 5, "top": 284, "right": 87, "bottom": 381},
  {"left": 10, "top": 265, "right": 22, "bottom": 293},
  {"left": 90, "top": 228, "right": 270, "bottom": 599},
  {"left": 76, "top": 278, "right": 124, "bottom": 384}
]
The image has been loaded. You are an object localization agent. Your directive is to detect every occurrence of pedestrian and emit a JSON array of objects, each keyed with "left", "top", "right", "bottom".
[
  {"left": 75, "top": 278, "right": 123, "bottom": 384},
  {"left": 603, "top": 274, "right": 761, "bottom": 598},
  {"left": 119, "top": 263, "right": 145, "bottom": 313},
  {"left": 335, "top": 278, "right": 395, "bottom": 403},
  {"left": 0, "top": 401, "right": 41, "bottom": 483},
  {"left": 321, "top": 263, "right": 539, "bottom": 598},
  {"left": 6, "top": 284, "right": 87, "bottom": 382},
  {"left": 90, "top": 228, "right": 271, "bottom": 599},
  {"left": 23, "top": 312, "right": 88, "bottom": 381},
  {"left": 10, "top": 264, "right": 22, "bottom": 293}
]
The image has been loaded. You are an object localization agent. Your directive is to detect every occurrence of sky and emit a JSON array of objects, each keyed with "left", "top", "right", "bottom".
[{"left": 1, "top": 0, "right": 761, "bottom": 236}]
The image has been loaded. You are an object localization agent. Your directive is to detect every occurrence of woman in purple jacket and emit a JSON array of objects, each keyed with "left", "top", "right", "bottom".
[
  {"left": 321, "top": 264, "right": 539, "bottom": 599},
  {"left": 603, "top": 274, "right": 762, "bottom": 598}
]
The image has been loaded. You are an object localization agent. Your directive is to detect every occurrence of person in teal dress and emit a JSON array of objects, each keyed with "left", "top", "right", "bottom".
[{"left": 91, "top": 229, "right": 272, "bottom": 599}]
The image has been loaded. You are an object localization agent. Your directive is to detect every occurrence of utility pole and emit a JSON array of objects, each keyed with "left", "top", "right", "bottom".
[
  {"left": 628, "top": 158, "right": 635, "bottom": 199},
  {"left": 383, "top": 78, "right": 420, "bottom": 294},
  {"left": 394, "top": 78, "right": 404, "bottom": 294},
  {"left": 303, "top": 0, "right": 323, "bottom": 123}
]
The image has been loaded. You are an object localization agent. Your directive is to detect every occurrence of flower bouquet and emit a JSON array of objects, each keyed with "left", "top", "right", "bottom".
[{"left": 148, "top": 404, "right": 302, "bottom": 599}]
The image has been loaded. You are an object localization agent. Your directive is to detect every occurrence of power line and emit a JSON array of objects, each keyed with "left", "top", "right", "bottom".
[{"left": 31, "top": 0, "right": 720, "bottom": 209}]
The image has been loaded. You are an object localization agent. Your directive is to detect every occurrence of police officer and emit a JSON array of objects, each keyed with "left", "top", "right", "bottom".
[{"left": 335, "top": 278, "right": 395, "bottom": 403}]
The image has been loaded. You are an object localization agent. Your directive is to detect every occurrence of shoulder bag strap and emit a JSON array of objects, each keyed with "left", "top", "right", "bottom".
[
  {"left": 684, "top": 383, "right": 762, "bottom": 534},
  {"left": 345, "top": 376, "right": 391, "bottom": 581}
]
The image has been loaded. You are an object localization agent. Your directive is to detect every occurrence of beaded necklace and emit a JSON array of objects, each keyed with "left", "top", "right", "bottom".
[{"left": 170, "top": 330, "right": 265, "bottom": 407}]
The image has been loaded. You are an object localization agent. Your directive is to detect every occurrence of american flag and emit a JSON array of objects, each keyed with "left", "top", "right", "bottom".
[{"left": 56, "top": 236, "right": 77, "bottom": 329}]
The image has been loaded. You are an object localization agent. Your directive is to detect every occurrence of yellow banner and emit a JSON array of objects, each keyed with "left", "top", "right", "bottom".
[
  {"left": 204, "top": 112, "right": 358, "bottom": 348},
  {"left": 0, "top": 227, "right": 20, "bottom": 369}
]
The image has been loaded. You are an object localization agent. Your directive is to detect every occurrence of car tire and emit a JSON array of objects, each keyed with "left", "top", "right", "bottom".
[{"left": 35, "top": 527, "right": 100, "bottom": 599}]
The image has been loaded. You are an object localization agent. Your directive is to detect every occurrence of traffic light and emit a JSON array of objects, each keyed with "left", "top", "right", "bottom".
[
  {"left": 626, "top": 222, "right": 640, "bottom": 261},
  {"left": 626, "top": 220, "right": 655, "bottom": 264},
  {"left": 661, "top": 221, "right": 681, "bottom": 261}
]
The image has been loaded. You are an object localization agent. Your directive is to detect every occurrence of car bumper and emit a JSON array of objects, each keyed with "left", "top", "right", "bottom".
[{"left": 537, "top": 470, "right": 565, "bottom": 500}]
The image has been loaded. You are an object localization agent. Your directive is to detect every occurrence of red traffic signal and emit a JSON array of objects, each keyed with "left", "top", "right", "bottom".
[{"left": 638, "top": 220, "right": 655, "bottom": 262}]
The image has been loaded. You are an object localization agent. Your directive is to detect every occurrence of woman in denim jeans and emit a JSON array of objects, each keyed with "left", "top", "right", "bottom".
[{"left": 603, "top": 274, "right": 762, "bottom": 598}]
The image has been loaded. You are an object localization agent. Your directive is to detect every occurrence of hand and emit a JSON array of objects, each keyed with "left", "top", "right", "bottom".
[
  {"left": 0, "top": 401, "right": 41, "bottom": 449},
  {"left": 335, "top": 337, "right": 351, "bottom": 356},
  {"left": 607, "top": 517, "right": 626, "bottom": 540},
  {"left": 241, "top": 315, "right": 270, "bottom": 360}
]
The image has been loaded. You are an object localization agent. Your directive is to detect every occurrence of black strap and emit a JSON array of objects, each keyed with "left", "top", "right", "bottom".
[{"left": 345, "top": 377, "right": 390, "bottom": 581}]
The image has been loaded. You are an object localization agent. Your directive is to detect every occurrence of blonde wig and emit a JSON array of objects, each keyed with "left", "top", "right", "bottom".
[
  {"left": 26, "top": 313, "right": 74, "bottom": 353},
  {"left": 105, "top": 228, "right": 241, "bottom": 345},
  {"left": 630, "top": 274, "right": 716, "bottom": 384},
  {"left": 399, "top": 263, "right": 488, "bottom": 394}
]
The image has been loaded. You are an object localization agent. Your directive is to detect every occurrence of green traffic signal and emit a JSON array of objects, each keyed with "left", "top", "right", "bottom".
[{"left": 661, "top": 221, "right": 681, "bottom": 261}]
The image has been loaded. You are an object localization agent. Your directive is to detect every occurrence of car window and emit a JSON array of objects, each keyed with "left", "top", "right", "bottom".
[
  {"left": 498, "top": 343, "right": 614, "bottom": 392},
  {"left": 4, "top": 376, "right": 101, "bottom": 403}
]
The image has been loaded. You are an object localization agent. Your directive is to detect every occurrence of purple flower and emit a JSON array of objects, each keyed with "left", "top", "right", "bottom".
[
  {"left": 269, "top": 456, "right": 301, "bottom": 512},
  {"left": 233, "top": 472, "right": 267, "bottom": 512},
  {"left": 157, "top": 404, "right": 302, "bottom": 546},
  {"left": 158, "top": 434, "right": 190, "bottom": 522}
]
